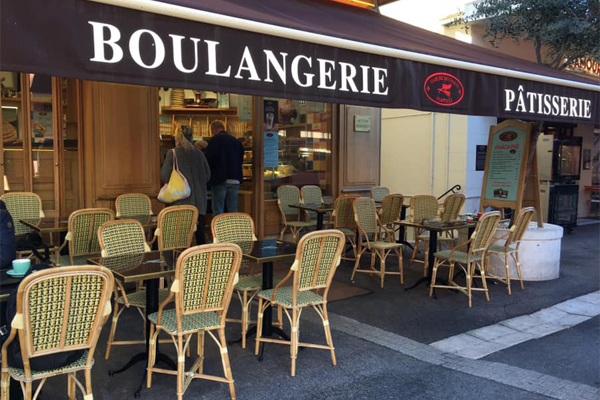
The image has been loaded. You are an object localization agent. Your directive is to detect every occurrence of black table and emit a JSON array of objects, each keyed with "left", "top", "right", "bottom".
[
  {"left": 231, "top": 239, "right": 297, "bottom": 358},
  {"left": 88, "top": 251, "right": 177, "bottom": 397},
  {"left": 394, "top": 220, "right": 476, "bottom": 293},
  {"left": 289, "top": 203, "right": 333, "bottom": 230},
  {"left": 116, "top": 215, "right": 158, "bottom": 230}
]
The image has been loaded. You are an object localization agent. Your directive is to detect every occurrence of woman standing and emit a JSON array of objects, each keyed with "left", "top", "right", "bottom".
[{"left": 160, "top": 125, "right": 211, "bottom": 244}]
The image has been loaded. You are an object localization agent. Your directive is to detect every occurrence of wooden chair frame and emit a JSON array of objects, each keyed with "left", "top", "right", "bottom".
[
  {"left": 277, "top": 185, "right": 315, "bottom": 242},
  {"left": 485, "top": 207, "right": 535, "bottom": 294},
  {"left": 351, "top": 198, "right": 403, "bottom": 288},
  {"left": 408, "top": 195, "right": 439, "bottom": 276},
  {"left": 53, "top": 208, "right": 115, "bottom": 266},
  {"left": 147, "top": 244, "right": 241, "bottom": 400},
  {"left": 1, "top": 266, "right": 114, "bottom": 400},
  {"left": 115, "top": 193, "right": 153, "bottom": 217},
  {"left": 429, "top": 211, "right": 501, "bottom": 307},
  {"left": 254, "top": 230, "right": 345, "bottom": 376},
  {"left": 97, "top": 219, "right": 155, "bottom": 359}
]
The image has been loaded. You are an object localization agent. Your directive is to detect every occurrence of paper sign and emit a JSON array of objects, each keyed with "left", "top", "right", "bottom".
[
  {"left": 264, "top": 131, "right": 279, "bottom": 168},
  {"left": 238, "top": 95, "right": 253, "bottom": 122},
  {"left": 354, "top": 115, "right": 371, "bottom": 132}
]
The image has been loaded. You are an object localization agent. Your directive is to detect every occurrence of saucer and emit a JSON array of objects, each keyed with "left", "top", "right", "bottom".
[{"left": 6, "top": 270, "right": 27, "bottom": 278}]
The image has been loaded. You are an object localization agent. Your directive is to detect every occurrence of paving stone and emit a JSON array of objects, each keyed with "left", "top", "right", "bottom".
[
  {"left": 430, "top": 333, "right": 485, "bottom": 353},
  {"left": 500, "top": 315, "right": 544, "bottom": 331},
  {"left": 529, "top": 308, "right": 589, "bottom": 326},
  {"left": 553, "top": 299, "right": 600, "bottom": 317},
  {"left": 469, "top": 323, "right": 517, "bottom": 341},
  {"left": 522, "top": 323, "right": 566, "bottom": 338},
  {"left": 578, "top": 291, "right": 600, "bottom": 305},
  {"left": 452, "top": 341, "right": 507, "bottom": 359},
  {"left": 488, "top": 330, "right": 538, "bottom": 346}
]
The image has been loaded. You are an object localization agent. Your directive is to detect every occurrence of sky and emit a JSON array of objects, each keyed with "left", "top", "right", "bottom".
[{"left": 380, "top": 0, "right": 471, "bottom": 33}]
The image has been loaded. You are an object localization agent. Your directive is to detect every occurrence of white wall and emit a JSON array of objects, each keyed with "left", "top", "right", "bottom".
[
  {"left": 465, "top": 116, "right": 497, "bottom": 212},
  {"left": 576, "top": 124, "right": 596, "bottom": 218}
]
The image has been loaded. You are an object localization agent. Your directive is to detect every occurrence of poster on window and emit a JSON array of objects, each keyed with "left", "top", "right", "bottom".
[
  {"left": 264, "top": 131, "right": 279, "bottom": 168},
  {"left": 31, "top": 103, "right": 53, "bottom": 139}
]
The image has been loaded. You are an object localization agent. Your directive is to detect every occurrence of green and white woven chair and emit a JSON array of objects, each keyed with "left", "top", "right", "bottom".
[
  {"left": 115, "top": 193, "right": 153, "bottom": 217},
  {"left": 408, "top": 195, "right": 439, "bottom": 276},
  {"left": 429, "top": 211, "right": 501, "bottom": 307},
  {"left": 370, "top": 186, "right": 390, "bottom": 203},
  {"left": 332, "top": 195, "right": 360, "bottom": 260},
  {"left": 378, "top": 194, "right": 404, "bottom": 241},
  {"left": 255, "top": 230, "right": 345, "bottom": 377},
  {"left": 53, "top": 208, "right": 115, "bottom": 266},
  {"left": 351, "top": 197, "right": 403, "bottom": 288},
  {"left": 211, "top": 212, "right": 278, "bottom": 350},
  {"left": 0, "top": 192, "right": 45, "bottom": 237},
  {"left": 485, "top": 207, "right": 535, "bottom": 295},
  {"left": 147, "top": 244, "right": 241, "bottom": 400},
  {"left": 1, "top": 265, "right": 114, "bottom": 400},
  {"left": 152, "top": 205, "right": 198, "bottom": 252},
  {"left": 98, "top": 219, "right": 166, "bottom": 359},
  {"left": 300, "top": 185, "right": 331, "bottom": 225},
  {"left": 277, "top": 185, "right": 316, "bottom": 242}
]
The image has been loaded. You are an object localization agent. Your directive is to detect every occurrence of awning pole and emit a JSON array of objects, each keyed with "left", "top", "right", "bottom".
[{"left": 83, "top": 0, "right": 600, "bottom": 92}]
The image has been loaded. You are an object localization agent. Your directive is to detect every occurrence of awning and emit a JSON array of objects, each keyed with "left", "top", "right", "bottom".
[{"left": 1, "top": 0, "right": 599, "bottom": 123}]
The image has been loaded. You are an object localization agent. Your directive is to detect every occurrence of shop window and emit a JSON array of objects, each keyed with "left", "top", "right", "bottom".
[
  {"left": 263, "top": 99, "right": 332, "bottom": 199},
  {"left": 1, "top": 71, "right": 26, "bottom": 192}
]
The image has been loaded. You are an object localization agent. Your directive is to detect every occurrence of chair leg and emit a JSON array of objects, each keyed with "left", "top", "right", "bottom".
[
  {"left": 322, "top": 305, "right": 336, "bottom": 366},
  {"left": 479, "top": 262, "right": 490, "bottom": 302},
  {"left": 429, "top": 258, "right": 441, "bottom": 297},
  {"left": 24, "top": 382, "right": 32, "bottom": 400},
  {"left": 290, "top": 308, "right": 299, "bottom": 377},
  {"left": 84, "top": 369, "right": 93, "bottom": 400},
  {"left": 218, "top": 328, "right": 236, "bottom": 400},
  {"left": 504, "top": 254, "right": 512, "bottom": 295},
  {"left": 277, "top": 306, "right": 283, "bottom": 328},
  {"left": 255, "top": 298, "right": 264, "bottom": 355},
  {"left": 350, "top": 250, "right": 363, "bottom": 281},
  {"left": 104, "top": 302, "right": 121, "bottom": 359},
  {"left": 241, "top": 290, "right": 248, "bottom": 349},
  {"left": 409, "top": 235, "right": 420, "bottom": 269},
  {"left": 466, "top": 263, "right": 473, "bottom": 308},
  {"left": 279, "top": 225, "right": 286, "bottom": 241},
  {"left": 513, "top": 252, "right": 525, "bottom": 290},
  {"left": 197, "top": 331, "right": 205, "bottom": 374},
  {"left": 177, "top": 334, "right": 185, "bottom": 400},
  {"left": 146, "top": 324, "right": 157, "bottom": 388},
  {"left": 67, "top": 373, "right": 76, "bottom": 400},
  {"left": 397, "top": 248, "right": 403, "bottom": 285},
  {"left": 1, "top": 370, "right": 10, "bottom": 400},
  {"left": 378, "top": 250, "right": 386, "bottom": 289},
  {"left": 423, "top": 241, "right": 429, "bottom": 277}
]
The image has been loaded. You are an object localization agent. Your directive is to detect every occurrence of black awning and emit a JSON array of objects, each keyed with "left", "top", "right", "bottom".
[{"left": 1, "top": 0, "right": 598, "bottom": 123}]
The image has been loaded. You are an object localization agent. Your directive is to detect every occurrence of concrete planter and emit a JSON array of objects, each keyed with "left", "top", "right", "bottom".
[{"left": 487, "top": 222, "right": 564, "bottom": 281}]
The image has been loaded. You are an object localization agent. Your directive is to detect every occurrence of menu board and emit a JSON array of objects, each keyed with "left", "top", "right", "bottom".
[
  {"left": 481, "top": 120, "right": 531, "bottom": 209},
  {"left": 264, "top": 131, "right": 279, "bottom": 168}
]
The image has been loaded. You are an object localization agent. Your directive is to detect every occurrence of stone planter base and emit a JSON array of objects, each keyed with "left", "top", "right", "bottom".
[{"left": 487, "top": 222, "right": 563, "bottom": 281}]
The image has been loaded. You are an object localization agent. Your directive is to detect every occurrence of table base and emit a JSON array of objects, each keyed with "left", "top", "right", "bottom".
[{"left": 108, "top": 351, "right": 176, "bottom": 397}]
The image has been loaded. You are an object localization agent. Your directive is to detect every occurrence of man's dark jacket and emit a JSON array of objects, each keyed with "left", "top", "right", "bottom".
[{"left": 205, "top": 130, "right": 244, "bottom": 186}]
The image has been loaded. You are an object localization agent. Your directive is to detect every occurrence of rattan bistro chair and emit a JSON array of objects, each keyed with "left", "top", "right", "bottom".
[
  {"left": 277, "top": 185, "right": 316, "bottom": 242},
  {"left": 351, "top": 198, "right": 403, "bottom": 288},
  {"left": 53, "top": 208, "right": 115, "bottom": 266},
  {"left": 485, "top": 207, "right": 535, "bottom": 294},
  {"left": 408, "top": 195, "right": 439, "bottom": 276},
  {"left": 255, "top": 230, "right": 345, "bottom": 376},
  {"left": 370, "top": 186, "right": 390, "bottom": 203},
  {"left": 146, "top": 244, "right": 241, "bottom": 400},
  {"left": 115, "top": 193, "right": 153, "bottom": 217},
  {"left": 1, "top": 266, "right": 114, "bottom": 400},
  {"left": 429, "top": 211, "right": 501, "bottom": 307},
  {"left": 378, "top": 194, "right": 404, "bottom": 241},
  {"left": 211, "top": 213, "right": 279, "bottom": 350},
  {"left": 332, "top": 195, "right": 360, "bottom": 260},
  {"left": 0, "top": 192, "right": 45, "bottom": 237},
  {"left": 301, "top": 185, "right": 331, "bottom": 225},
  {"left": 98, "top": 219, "right": 167, "bottom": 359}
]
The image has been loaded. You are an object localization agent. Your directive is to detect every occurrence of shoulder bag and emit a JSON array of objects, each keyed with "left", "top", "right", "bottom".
[{"left": 158, "top": 149, "right": 191, "bottom": 203}]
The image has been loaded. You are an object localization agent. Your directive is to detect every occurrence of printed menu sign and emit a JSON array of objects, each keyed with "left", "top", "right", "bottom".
[
  {"left": 483, "top": 126, "right": 527, "bottom": 203},
  {"left": 264, "top": 131, "right": 279, "bottom": 168}
]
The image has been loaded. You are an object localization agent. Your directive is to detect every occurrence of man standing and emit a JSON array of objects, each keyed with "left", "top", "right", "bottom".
[{"left": 205, "top": 120, "right": 244, "bottom": 215}]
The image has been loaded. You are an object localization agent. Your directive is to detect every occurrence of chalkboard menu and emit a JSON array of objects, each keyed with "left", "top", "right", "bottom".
[{"left": 480, "top": 120, "right": 532, "bottom": 209}]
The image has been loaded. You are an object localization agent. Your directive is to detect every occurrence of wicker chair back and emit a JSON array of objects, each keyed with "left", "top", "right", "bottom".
[
  {"left": 300, "top": 185, "right": 323, "bottom": 205},
  {"left": 98, "top": 219, "right": 147, "bottom": 256},
  {"left": 333, "top": 195, "right": 359, "bottom": 229},
  {"left": 156, "top": 205, "right": 198, "bottom": 251},
  {"left": 175, "top": 244, "right": 242, "bottom": 316},
  {"left": 16, "top": 266, "right": 113, "bottom": 358},
  {"left": 354, "top": 197, "right": 378, "bottom": 235},
  {"left": 470, "top": 211, "right": 501, "bottom": 252},
  {"left": 379, "top": 194, "right": 404, "bottom": 225},
  {"left": 115, "top": 193, "right": 152, "bottom": 217},
  {"left": 68, "top": 208, "right": 115, "bottom": 259},
  {"left": 211, "top": 212, "right": 255, "bottom": 245},
  {"left": 370, "top": 186, "right": 390, "bottom": 203},
  {"left": 507, "top": 207, "right": 535, "bottom": 246},
  {"left": 0, "top": 192, "right": 44, "bottom": 236},
  {"left": 410, "top": 195, "right": 438, "bottom": 222},
  {"left": 277, "top": 185, "right": 301, "bottom": 216},
  {"left": 440, "top": 194, "right": 465, "bottom": 222},
  {"left": 294, "top": 230, "right": 345, "bottom": 291}
]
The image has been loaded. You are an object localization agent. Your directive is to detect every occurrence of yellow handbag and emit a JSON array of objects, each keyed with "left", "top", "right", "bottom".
[{"left": 158, "top": 149, "right": 191, "bottom": 203}]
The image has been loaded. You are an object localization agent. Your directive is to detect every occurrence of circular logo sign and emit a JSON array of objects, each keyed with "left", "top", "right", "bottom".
[
  {"left": 499, "top": 131, "right": 518, "bottom": 142},
  {"left": 424, "top": 73, "right": 464, "bottom": 106}
]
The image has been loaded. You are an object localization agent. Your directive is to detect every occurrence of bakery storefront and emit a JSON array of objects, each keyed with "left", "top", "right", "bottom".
[{"left": 1, "top": 0, "right": 598, "bottom": 237}]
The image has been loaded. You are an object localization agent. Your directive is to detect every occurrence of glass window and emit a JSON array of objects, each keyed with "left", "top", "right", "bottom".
[
  {"left": 263, "top": 99, "right": 332, "bottom": 199},
  {"left": 1, "top": 71, "right": 26, "bottom": 192}
]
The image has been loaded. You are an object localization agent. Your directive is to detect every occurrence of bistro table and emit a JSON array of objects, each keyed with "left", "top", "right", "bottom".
[
  {"left": 230, "top": 239, "right": 297, "bottom": 358},
  {"left": 88, "top": 250, "right": 177, "bottom": 397},
  {"left": 289, "top": 203, "right": 333, "bottom": 230},
  {"left": 394, "top": 219, "right": 477, "bottom": 293},
  {"left": 20, "top": 217, "right": 69, "bottom": 233},
  {"left": 116, "top": 215, "right": 158, "bottom": 230}
]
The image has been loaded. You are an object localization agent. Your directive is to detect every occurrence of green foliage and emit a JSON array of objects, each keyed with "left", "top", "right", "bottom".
[{"left": 453, "top": 0, "right": 599, "bottom": 69}]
